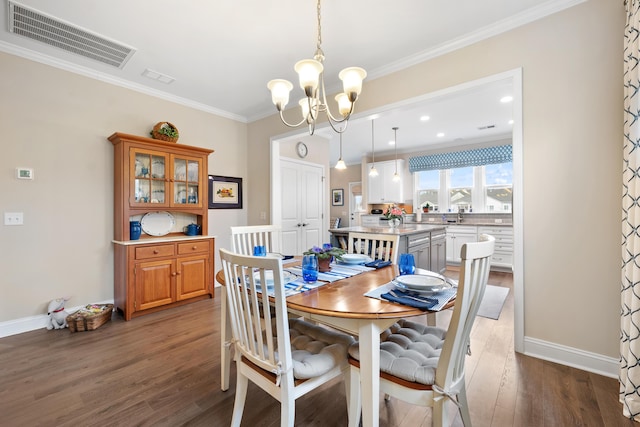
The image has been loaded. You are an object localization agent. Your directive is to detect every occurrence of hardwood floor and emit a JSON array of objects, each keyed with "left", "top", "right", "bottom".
[{"left": 0, "top": 270, "right": 630, "bottom": 427}]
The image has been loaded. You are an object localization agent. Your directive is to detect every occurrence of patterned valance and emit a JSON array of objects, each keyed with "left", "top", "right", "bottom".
[{"left": 408, "top": 145, "right": 512, "bottom": 172}]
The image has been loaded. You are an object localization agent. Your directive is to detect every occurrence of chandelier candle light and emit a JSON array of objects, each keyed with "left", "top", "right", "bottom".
[{"left": 267, "top": 0, "right": 367, "bottom": 135}]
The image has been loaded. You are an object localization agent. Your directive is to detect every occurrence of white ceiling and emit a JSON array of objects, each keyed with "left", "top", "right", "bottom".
[{"left": 0, "top": 0, "right": 580, "bottom": 164}]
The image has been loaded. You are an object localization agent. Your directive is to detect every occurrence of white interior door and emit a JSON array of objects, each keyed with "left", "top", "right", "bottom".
[{"left": 280, "top": 159, "right": 324, "bottom": 254}]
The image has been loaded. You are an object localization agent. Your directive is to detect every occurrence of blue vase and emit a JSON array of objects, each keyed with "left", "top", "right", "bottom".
[{"left": 130, "top": 221, "right": 142, "bottom": 240}]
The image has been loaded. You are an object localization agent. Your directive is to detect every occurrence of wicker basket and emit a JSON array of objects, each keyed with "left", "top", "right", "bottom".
[
  {"left": 151, "top": 121, "right": 179, "bottom": 142},
  {"left": 67, "top": 304, "right": 113, "bottom": 332}
]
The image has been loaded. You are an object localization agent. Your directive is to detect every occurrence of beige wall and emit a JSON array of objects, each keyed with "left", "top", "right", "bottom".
[
  {"left": 248, "top": 0, "right": 624, "bottom": 359},
  {"left": 0, "top": 52, "right": 247, "bottom": 321},
  {"left": 329, "top": 163, "right": 363, "bottom": 226}
]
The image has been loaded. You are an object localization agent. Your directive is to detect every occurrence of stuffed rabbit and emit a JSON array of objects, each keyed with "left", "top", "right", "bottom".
[{"left": 46, "top": 298, "right": 69, "bottom": 330}]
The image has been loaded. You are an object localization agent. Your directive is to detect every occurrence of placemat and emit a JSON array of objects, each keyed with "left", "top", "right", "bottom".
[{"left": 365, "top": 281, "right": 457, "bottom": 311}]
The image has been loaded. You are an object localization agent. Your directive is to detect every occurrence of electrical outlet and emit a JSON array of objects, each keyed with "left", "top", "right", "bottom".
[
  {"left": 494, "top": 218, "right": 503, "bottom": 224},
  {"left": 260, "top": 211, "right": 266, "bottom": 220},
  {"left": 4, "top": 212, "right": 24, "bottom": 225}
]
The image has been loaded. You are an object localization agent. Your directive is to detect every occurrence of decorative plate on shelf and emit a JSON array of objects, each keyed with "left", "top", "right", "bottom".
[{"left": 140, "top": 211, "right": 175, "bottom": 236}]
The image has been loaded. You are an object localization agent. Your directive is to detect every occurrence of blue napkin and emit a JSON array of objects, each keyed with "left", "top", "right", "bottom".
[
  {"left": 365, "top": 259, "right": 392, "bottom": 269},
  {"left": 381, "top": 289, "right": 438, "bottom": 310}
]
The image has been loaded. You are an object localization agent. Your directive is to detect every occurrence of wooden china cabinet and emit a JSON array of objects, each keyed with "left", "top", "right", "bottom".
[{"left": 108, "top": 132, "right": 215, "bottom": 320}]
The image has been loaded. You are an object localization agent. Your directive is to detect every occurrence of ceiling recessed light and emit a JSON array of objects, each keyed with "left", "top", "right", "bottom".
[
  {"left": 437, "top": 132, "right": 445, "bottom": 137},
  {"left": 500, "top": 95, "right": 513, "bottom": 103},
  {"left": 420, "top": 115, "right": 430, "bottom": 121},
  {"left": 508, "top": 119, "right": 514, "bottom": 125},
  {"left": 388, "top": 140, "right": 395, "bottom": 145}
]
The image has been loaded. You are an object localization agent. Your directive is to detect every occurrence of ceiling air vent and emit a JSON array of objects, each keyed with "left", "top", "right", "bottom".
[
  {"left": 8, "top": 1, "right": 135, "bottom": 68},
  {"left": 477, "top": 124, "right": 496, "bottom": 130}
]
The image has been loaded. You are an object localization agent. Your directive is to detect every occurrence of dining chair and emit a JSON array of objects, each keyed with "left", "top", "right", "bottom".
[
  {"left": 230, "top": 224, "right": 282, "bottom": 255},
  {"left": 346, "top": 234, "right": 495, "bottom": 427},
  {"left": 219, "top": 248, "right": 355, "bottom": 427},
  {"left": 348, "top": 232, "right": 400, "bottom": 264}
]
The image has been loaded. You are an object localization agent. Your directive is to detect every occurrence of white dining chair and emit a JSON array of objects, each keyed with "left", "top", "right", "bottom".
[
  {"left": 348, "top": 232, "right": 400, "bottom": 264},
  {"left": 230, "top": 224, "right": 282, "bottom": 255},
  {"left": 219, "top": 248, "right": 355, "bottom": 427},
  {"left": 347, "top": 234, "right": 495, "bottom": 427}
]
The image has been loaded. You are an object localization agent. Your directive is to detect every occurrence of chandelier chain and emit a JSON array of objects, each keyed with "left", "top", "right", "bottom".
[{"left": 316, "top": 0, "right": 322, "bottom": 56}]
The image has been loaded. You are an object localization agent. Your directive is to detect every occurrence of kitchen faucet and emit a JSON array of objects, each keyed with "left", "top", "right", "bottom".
[{"left": 457, "top": 210, "right": 463, "bottom": 223}]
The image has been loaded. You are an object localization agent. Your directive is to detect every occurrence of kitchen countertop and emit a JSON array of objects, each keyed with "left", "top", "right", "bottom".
[
  {"left": 405, "top": 221, "right": 513, "bottom": 226},
  {"left": 329, "top": 224, "right": 446, "bottom": 236}
]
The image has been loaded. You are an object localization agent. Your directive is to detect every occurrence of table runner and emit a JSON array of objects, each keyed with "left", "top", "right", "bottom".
[{"left": 255, "top": 262, "right": 375, "bottom": 297}]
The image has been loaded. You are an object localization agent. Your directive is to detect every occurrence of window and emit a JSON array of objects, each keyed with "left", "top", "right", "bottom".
[
  {"left": 448, "top": 167, "right": 473, "bottom": 212},
  {"left": 484, "top": 162, "right": 513, "bottom": 212},
  {"left": 415, "top": 169, "right": 439, "bottom": 211},
  {"left": 413, "top": 161, "right": 512, "bottom": 213}
]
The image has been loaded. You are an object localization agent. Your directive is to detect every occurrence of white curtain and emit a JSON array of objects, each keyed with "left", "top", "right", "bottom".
[{"left": 621, "top": 0, "right": 640, "bottom": 420}]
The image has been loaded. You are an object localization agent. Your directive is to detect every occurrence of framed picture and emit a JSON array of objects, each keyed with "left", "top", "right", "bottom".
[
  {"left": 332, "top": 188, "right": 344, "bottom": 206},
  {"left": 208, "top": 175, "right": 243, "bottom": 209}
]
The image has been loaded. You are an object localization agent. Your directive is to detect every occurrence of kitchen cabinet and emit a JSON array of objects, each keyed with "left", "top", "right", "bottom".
[
  {"left": 429, "top": 229, "right": 447, "bottom": 274},
  {"left": 109, "top": 132, "right": 215, "bottom": 320},
  {"left": 446, "top": 226, "right": 477, "bottom": 264},
  {"left": 478, "top": 226, "right": 513, "bottom": 270},
  {"left": 406, "top": 232, "right": 431, "bottom": 273},
  {"left": 367, "top": 159, "right": 404, "bottom": 204}
]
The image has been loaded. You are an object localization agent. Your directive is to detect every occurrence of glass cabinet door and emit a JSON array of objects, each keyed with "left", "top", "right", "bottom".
[
  {"left": 132, "top": 150, "right": 168, "bottom": 206},
  {"left": 173, "top": 156, "right": 201, "bottom": 206}
]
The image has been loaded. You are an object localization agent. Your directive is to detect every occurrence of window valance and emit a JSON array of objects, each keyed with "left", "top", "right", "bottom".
[{"left": 408, "top": 144, "right": 512, "bottom": 172}]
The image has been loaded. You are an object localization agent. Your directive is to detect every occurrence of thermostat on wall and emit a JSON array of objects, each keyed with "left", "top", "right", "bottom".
[{"left": 16, "top": 168, "right": 34, "bottom": 180}]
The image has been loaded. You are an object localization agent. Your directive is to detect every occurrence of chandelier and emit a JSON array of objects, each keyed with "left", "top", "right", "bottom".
[{"left": 267, "top": 0, "right": 367, "bottom": 135}]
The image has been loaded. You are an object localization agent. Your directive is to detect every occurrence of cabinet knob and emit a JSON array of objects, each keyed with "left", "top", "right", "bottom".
[
  {"left": 171, "top": 272, "right": 177, "bottom": 276},
  {"left": 192, "top": 246, "right": 197, "bottom": 250},
  {"left": 176, "top": 271, "right": 181, "bottom": 275},
  {"left": 153, "top": 250, "right": 159, "bottom": 254}
]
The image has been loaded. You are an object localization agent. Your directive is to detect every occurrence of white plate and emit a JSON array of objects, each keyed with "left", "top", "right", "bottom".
[
  {"left": 254, "top": 270, "right": 296, "bottom": 287},
  {"left": 141, "top": 211, "right": 175, "bottom": 236},
  {"left": 394, "top": 274, "right": 449, "bottom": 292},
  {"left": 339, "top": 254, "right": 373, "bottom": 264}
]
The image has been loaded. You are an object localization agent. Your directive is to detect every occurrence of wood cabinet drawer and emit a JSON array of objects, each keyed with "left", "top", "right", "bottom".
[
  {"left": 135, "top": 244, "right": 175, "bottom": 260},
  {"left": 178, "top": 241, "right": 210, "bottom": 255}
]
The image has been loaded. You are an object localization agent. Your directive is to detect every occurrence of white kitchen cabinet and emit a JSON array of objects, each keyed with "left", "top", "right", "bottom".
[
  {"left": 367, "top": 160, "right": 404, "bottom": 204},
  {"left": 478, "top": 226, "right": 514, "bottom": 269},
  {"left": 445, "top": 225, "right": 478, "bottom": 263}
]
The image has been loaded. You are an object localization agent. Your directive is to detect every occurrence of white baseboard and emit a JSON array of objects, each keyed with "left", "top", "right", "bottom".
[
  {"left": 0, "top": 299, "right": 115, "bottom": 338},
  {"left": 523, "top": 336, "right": 618, "bottom": 379}
]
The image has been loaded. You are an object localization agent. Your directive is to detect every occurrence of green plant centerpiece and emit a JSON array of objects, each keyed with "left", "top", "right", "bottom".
[
  {"left": 422, "top": 202, "right": 432, "bottom": 212},
  {"left": 303, "top": 244, "right": 346, "bottom": 272}
]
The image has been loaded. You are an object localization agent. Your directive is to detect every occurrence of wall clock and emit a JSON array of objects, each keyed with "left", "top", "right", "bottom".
[{"left": 296, "top": 141, "right": 308, "bottom": 158}]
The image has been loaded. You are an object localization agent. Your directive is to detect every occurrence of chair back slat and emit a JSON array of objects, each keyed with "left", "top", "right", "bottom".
[
  {"left": 220, "top": 248, "right": 291, "bottom": 374},
  {"left": 347, "top": 232, "right": 400, "bottom": 263},
  {"left": 436, "top": 234, "right": 495, "bottom": 391},
  {"left": 231, "top": 225, "right": 282, "bottom": 255}
]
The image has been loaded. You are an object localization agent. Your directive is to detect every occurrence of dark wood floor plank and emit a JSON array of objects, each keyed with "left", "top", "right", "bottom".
[{"left": 0, "top": 270, "right": 628, "bottom": 426}]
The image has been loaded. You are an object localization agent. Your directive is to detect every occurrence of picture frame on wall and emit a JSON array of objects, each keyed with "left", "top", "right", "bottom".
[
  {"left": 208, "top": 175, "right": 243, "bottom": 209},
  {"left": 332, "top": 188, "right": 344, "bottom": 206}
]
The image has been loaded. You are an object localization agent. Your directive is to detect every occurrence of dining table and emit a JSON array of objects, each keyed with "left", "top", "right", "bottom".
[{"left": 215, "top": 260, "right": 455, "bottom": 427}]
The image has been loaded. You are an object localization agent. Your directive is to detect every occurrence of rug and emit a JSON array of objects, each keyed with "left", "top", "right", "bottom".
[{"left": 477, "top": 285, "right": 509, "bottom": 320}]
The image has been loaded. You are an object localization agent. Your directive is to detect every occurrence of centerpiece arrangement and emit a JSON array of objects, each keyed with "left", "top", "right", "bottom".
[
  {"left": 383, "top": 205, "right": 405, "bottom": 227},
  {"left": 303, "top": 244, "right": 346, "bottom": 272}
]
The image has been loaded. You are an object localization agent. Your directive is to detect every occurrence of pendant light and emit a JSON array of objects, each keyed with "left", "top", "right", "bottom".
[
  {"left": 369, "top": 120, "right": 378, "bottom": 176},
  {"left": 392, "top": 127, "right": 401, "bottom": 182},
  {"left": 335, "top": 132, "right": 346, "bottom": 170}
]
